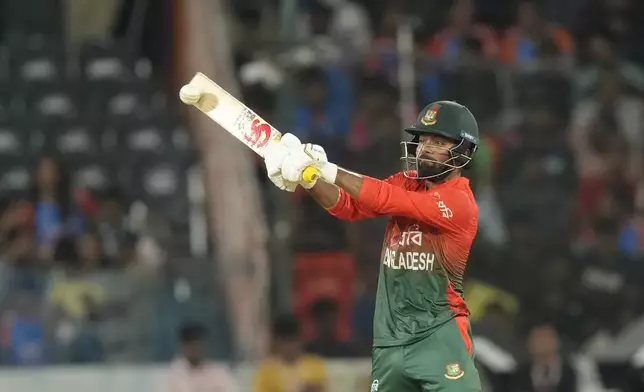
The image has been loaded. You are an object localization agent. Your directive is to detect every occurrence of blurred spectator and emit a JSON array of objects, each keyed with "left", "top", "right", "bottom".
[
  {"left": 349, "top": 110, "right": 400, "bottom": 178},
  {"left": 469, "top": 138, "right": 509, "bottom": 246},
  {"left": 230, "top": 7, "right": 264, "bottom": 70},
  {"left": 241, "top": 83, "right": 279, "bottom": 123},
  {"left": 0, "top": 201, "right": 40, "bottom": 292},
  {"left": 46, "top": 236, "right": 105, "bottom": 363},
  {"left": 77, "top": 231, "right": 109, "bottom": 270},
  {"left": 0, "top": 200, "right": 32, "bottom": 244},
  {"left": 1, "top": 293, "right": 46, "bottom": 366},
  {"left": 291, "top": 67, "right": 351, "bottom": 158},
  {"left": 500, "top": 0, "right": 574, "bottom": 72},
  {"left": 511, "top": 323, "right": 578, "bottom": 392},
  {"left": 498, "top": 106, "right": 576, "bottom": 236},
  {"left": 351, "top": 262, "right": 377, "bottom": 355},
  {"left": 421, "top": 0, "right": 499, "bottom": 117},
  {"left": 574, "top": 217, "right": 643, "bottom": 338},
  {"left": 570, "top": 73, "right": 644, "bottom": 199},
  {"left": 295, "top": 0, "right": 344, "bottom": 66},
  {"left": 314, "top": 0, "right": 372, "bottom": 59},
  {"left": 306, "top": 298, "right": 356, "bottom": 358},
  {"left": 95, "top": 187, "right": 137, "bottom": 267},
  {"left": 619, "top": 181, "right": 644, "bottom": 257},
  {"left": 47, "top": 236, "right": 105, "bottom": 320},
  {"left": 364, "top": 2, "right": 402, "bottom": 82},
  {"left": 472, "top": 302, "right": 524, "bottom": 360},
  {"left": 577, "top": 0, "right": 644, "bottom": 63},
  {"left": 347, "top": 75, "right": 397, "bottom": 156},
  {"left": 253, "top": 314, "right": 327, "bottom": 392},
  {"left": 426, "top": 0, "right": 499, "bottom": 69},
  {"left": 165, "top": 323, "right": 238, "bottom": 392},
  {"left": 429, "top": 36, "right": 502, "bottom": 126},
  {"left": 510, "top": 38, "right": 572, "bottom": 117},
  {"left": 574, "top": 34, "right": 644, "bottom": 100},
  {"left": 29, "top": 156, "right": 85, "bottom": 262}
]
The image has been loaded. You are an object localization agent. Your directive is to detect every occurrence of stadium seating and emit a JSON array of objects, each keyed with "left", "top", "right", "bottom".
[{"left": 0, "top": 16, "right": 211, "bottom": 360}]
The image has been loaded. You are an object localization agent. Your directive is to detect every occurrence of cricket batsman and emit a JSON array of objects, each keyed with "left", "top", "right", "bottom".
[{"left": 265, "top": 101, "right": 482, "bottom": 391}]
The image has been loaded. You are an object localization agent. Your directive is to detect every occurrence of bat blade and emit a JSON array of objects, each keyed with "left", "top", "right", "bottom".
[
  {"left": 187, "top": 72, "right": 281, "bottom": 158},
  {"left": 184, "top": 72, "right": 319, "bottom": 183}
]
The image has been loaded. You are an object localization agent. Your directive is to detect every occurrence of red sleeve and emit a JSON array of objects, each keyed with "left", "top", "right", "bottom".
[
  {"left": 327, "top": 173, "right": 406, "bottom": 221},
  {"left": 356, "top": 176, "right": 476, "bottom": 232}
]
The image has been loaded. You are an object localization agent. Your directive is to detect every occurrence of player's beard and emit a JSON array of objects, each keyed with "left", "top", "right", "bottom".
[{"left": 417, "top": 160, "right": 449, "bottom": 178}]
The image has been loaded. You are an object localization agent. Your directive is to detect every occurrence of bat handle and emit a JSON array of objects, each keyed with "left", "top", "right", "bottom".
[{"left": 302, "top": 166, "right": 320, "bottom": 184}]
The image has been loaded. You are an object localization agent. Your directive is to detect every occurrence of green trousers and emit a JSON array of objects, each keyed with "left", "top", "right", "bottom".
[{"left": 370, "top": 318, "right": 481, "bottom": 392}]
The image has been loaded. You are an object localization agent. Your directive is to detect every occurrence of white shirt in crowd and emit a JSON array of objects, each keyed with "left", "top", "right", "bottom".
[{"left": 164, "top": 357, "right": 238, "bottom": 392}]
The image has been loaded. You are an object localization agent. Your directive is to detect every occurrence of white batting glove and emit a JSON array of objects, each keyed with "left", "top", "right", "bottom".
[
  {"left": 264, "top": 134, "right": 301, "bottom": 192},
  {"left": 281, "top": 143, "right": 331, "bottom": 188}
]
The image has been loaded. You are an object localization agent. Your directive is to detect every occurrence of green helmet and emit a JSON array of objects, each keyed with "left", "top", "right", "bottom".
[{"left": 401, "top": 101, "right": 480, "bottom": 180}]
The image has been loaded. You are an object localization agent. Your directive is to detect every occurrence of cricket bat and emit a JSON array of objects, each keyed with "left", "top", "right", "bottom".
[{"left": 181, "top": 72, "right": 319, "bottom": 183}]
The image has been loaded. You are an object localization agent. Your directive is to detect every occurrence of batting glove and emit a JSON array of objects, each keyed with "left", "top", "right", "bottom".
[
  {"left": 265, "top": 133, "right": 302, "bottom": 192},
  {"left": 281, "top": 143, "right": 328, "bottom": 189}
]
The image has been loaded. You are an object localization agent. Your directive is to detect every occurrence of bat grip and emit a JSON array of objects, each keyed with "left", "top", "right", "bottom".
[{"left": 302, "top": 167, "right": 320, "bottom": 184}]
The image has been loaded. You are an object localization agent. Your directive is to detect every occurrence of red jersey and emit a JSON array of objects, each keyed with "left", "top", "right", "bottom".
[{"left": 327, "top": 172, "right": 478, "bottom": 347}]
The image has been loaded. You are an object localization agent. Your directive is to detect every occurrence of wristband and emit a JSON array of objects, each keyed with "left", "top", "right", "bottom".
[{"left": 319, "top": 162, "right": 338, "bottom": 184}]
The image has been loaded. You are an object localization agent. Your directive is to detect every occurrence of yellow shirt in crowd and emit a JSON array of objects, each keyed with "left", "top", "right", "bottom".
[
  {"left": 252, "top": 354, "right": 327, "bottom": 392},
  {"left": 49, "top": 280, "right": 105, "bottom": 318}
]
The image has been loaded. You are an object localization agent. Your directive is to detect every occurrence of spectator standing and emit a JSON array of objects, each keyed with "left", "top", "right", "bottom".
[
  {"left": 95, "top": 188, "right": 137, "bottom": 267},
  {"left": 165, "top": 323, "right": 238, "bottom": 392},
  {"left": 29, "top": 156, "right": 84, "bottom": 262},
  {"left": 501, "top": 0, "right": 574, "bottom": 72},
  {"left": 511, "top": 323, "right": 578, "bottom": 392},
  {"left": 253, "top": 314, "right": 327, "bottom": 392},
  {"left": 426, "top": 0, "right": 499, "bottom": 69},
  {"left": 306, "top": 298, "right": 357, "bottom": 358}
]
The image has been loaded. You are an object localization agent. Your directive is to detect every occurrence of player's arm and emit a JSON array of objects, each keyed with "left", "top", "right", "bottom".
[
  {"left": 275, "top": 140, "right": 461, "bottom": 224},
  {"left": 307, "top": 180, "right": 340, "bottom": 209},
  {"left": 307, "top": 171, "right": 402, "bottom": 221},
  {"left": 306, "top": 175, "right": 376, "bottom": 221},
  {"left": 329, "top": 168, "right": 472, "bottom": 231}
]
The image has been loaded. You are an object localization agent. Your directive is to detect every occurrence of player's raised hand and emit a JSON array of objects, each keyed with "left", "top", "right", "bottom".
[
  {"left": 264, "top": 133, "right": 302, "bottom": 192},
  {"left": 281, "top": 143, "right": 328, "bottom": 188}
]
